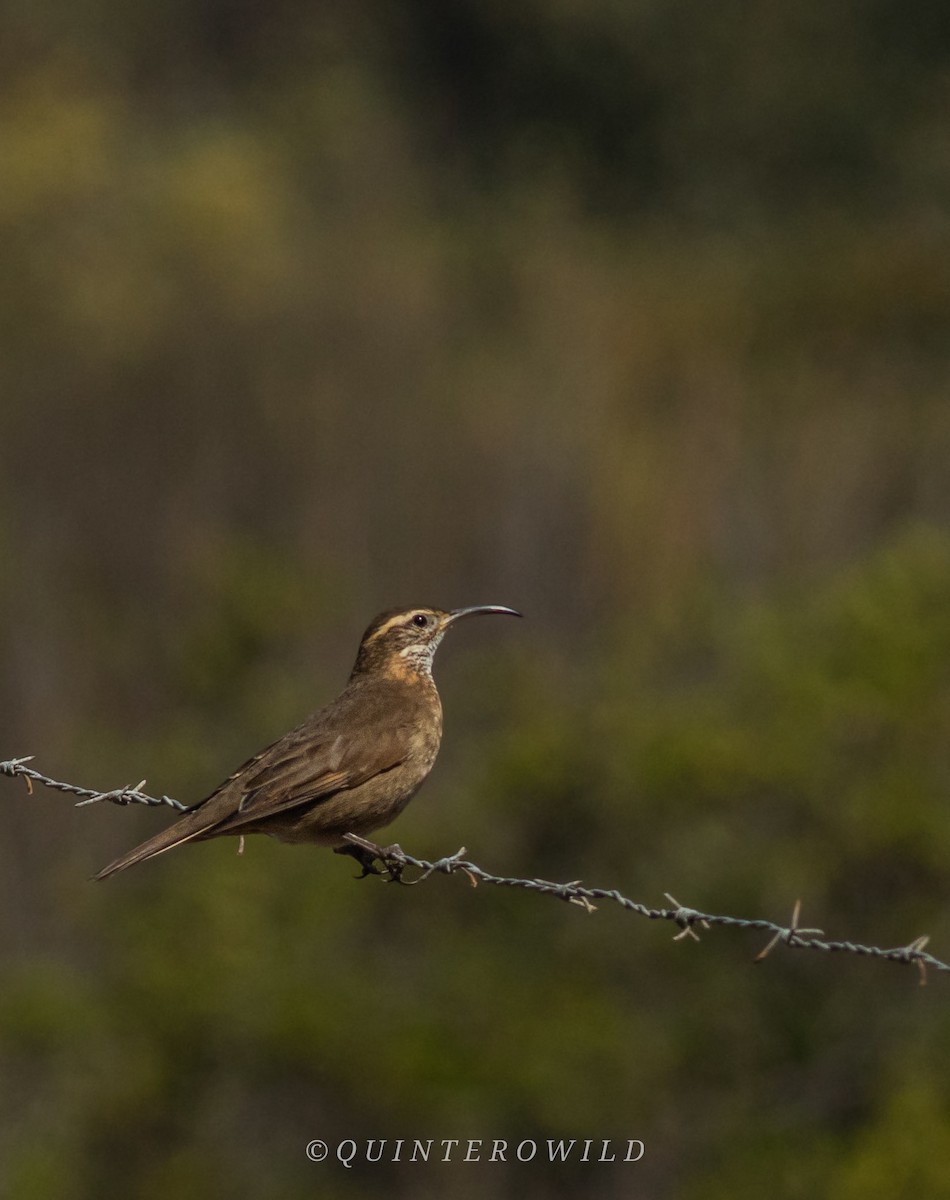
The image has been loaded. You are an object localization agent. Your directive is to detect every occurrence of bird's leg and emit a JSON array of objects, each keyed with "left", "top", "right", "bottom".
[
  {"left": 334, "top": 841, "right": 388, "bottom": 878},
  {"left": 338, "top": 834, "right": 413, "bottom": 883}
]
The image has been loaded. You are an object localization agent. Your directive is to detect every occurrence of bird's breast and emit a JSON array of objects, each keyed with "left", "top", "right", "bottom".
[{"left": 404, "top": 678, "right": 443, "bottom": 768}]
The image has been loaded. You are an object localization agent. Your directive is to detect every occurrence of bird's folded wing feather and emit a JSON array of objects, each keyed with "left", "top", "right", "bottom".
[{"left": 187, "top": 719, "right": 407, "bottom": 833}]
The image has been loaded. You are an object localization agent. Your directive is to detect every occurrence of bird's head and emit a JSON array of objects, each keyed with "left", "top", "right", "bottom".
[{"left": 351, "top": 605, "right": 521, "bottom": 680}]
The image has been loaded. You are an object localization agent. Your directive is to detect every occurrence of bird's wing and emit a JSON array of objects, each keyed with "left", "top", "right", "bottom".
[{"left": 205, "top": 719, "right": 407, "bottom": 831}]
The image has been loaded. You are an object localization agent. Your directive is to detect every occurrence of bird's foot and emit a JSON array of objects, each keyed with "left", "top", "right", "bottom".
[
  {"left": 334, "top": 840, "right": 387, "bottom": 878},
  {"left": 338, "top": 834, "right": 414, "bottom": 884}
]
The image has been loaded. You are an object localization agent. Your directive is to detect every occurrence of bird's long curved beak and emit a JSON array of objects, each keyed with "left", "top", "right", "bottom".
[{"left": 446, "top": 605, "right": 522, "bottom": 625}]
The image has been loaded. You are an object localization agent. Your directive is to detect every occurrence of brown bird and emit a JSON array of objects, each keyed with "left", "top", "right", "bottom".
[{"left": 94, "top": 605, "right": 521, "bottom": 879}]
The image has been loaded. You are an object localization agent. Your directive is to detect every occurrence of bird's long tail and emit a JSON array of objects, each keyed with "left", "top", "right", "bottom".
[{"left": 93, "top": 809, "right": 215, "bottom": 880}]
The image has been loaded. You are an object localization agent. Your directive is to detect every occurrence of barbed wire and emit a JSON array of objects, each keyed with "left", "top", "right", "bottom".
[
  {"left": 1, "top": 756, "right": 189, "bottom": 810},
  {"left": 2, "top": 755, "right": 945, "bottom": 983}
]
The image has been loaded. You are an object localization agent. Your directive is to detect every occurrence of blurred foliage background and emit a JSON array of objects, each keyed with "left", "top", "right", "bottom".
[{"left": 2, "top": 1, "right": 950, "bottom": 1196}]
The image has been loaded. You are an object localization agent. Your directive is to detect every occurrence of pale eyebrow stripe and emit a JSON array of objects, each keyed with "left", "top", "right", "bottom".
[{"left": 364, "top": 612, "right": 421, "bottom": 643}]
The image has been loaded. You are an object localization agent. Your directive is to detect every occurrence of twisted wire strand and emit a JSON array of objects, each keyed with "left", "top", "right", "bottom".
[
  {"left": 3, "top": 756, "right": 944, "bottom": 981},
  {"left": 0, "top": 756, "right": 188, "bottom": 810}
]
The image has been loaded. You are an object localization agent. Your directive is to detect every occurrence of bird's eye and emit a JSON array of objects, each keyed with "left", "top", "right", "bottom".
[{"left": 412, "top": 613, "right": 429, "bottom": 628}]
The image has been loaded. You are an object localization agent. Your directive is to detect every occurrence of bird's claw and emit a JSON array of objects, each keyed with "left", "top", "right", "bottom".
[
  {"left": 334, "top": 840, "right": 387, "bottom": 877},
  {"left": 338, "top": 835, "right": 416, "bottom": 884}
]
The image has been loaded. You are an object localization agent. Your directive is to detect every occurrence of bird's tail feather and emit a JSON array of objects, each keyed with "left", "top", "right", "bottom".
[{"left": 93, "top": 811, "right": 213, "bottom": 880}]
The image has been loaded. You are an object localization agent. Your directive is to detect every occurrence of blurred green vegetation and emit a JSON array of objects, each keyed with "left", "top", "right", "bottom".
[{"left": 2, "top": 2, "right": 950, "bottom": 1197}]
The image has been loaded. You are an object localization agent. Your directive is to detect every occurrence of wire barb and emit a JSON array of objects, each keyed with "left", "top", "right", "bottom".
[
  {"left": 3, "top": 756, "right": 947, "bottom": 980},
  {"left": 900, "top": 935, "right": 931, "bottom": 987},
  {"left": 665, "top": 893, "right": 712, "bottom": 942},
  {"left": 754, "top": 899, "right": 824, "bottom": 963}
]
